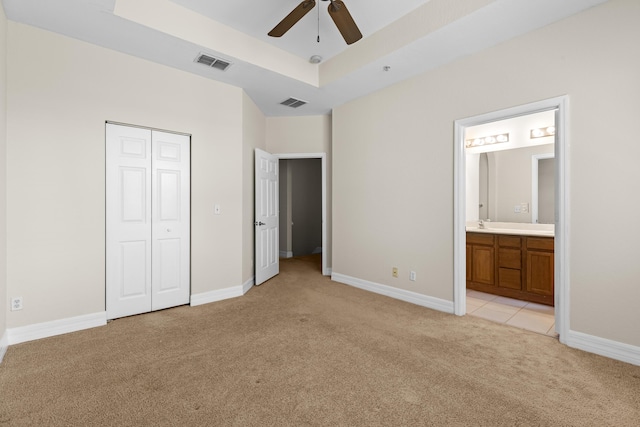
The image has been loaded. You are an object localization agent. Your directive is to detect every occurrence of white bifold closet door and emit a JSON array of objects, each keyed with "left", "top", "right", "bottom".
[{"left": 106, "top": 123, "right": 190, "bottom": 320}]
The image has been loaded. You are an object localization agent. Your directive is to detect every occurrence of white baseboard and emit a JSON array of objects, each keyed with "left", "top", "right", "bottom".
[
  {"left": 0, "top": 330, "right": 8, "bottom": 363},
  {"left": 331, "top": 273, "right": 454, "bottom": 314},
  {"left": 7, "top": 312, "right": 107, "bottom": 345},
  {"left": 565, "top": 330, "right": 640, "bottom": 367},
  {"left": 323, "top": 267, "right": 332, "bottom": 276},
  {"left": 279, "top": 250, "right": 293, "bottom": 258},
  {"left": 243, "top": 276, "right": 255, "bottom": 294},
  {"left": 190, "top": 285, "right": 243, "bottom": 306}
]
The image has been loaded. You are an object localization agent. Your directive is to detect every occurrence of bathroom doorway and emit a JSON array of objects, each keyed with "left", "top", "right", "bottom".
[{"left": 454, "top": 96, "right": 570, "bottom": 343}]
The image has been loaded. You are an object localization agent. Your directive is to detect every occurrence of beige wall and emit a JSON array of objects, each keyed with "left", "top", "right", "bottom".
[
  {"left": 242, "top": 93, "right": 266, "bottom": 284},
  {"left": 266, "top": 116, "right": 332, "bottom": 154},
  {"left": 266, "top": 115, "right": 332, "bottom": 269},
  {"left": 0, "top": 5, "right": 7, "bottom": 338},
  {"left": 333, "top": 0, "right": 640, "bottom": 347},
  {"left": 6, "top": 23, "right": 246, "bottom": 328}
]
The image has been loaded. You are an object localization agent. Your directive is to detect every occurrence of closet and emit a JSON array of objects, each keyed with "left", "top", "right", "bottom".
[{"left": 106, "top": 123, "right": 190, "bottom": 320}]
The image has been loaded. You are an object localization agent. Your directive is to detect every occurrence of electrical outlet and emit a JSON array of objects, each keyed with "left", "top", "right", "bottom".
[
  {"left": 410, "top": 271, "right": 416, "bottom": 281},
  {"left": 392, "top": 267, "right": 398, "bottom": 278},
  {"left": 514, "top": 205, "right": 521, "bottom": 213},
  {"left": 214, "top": 204, "right": 221, "bottom": 215},
  {"left": 521, "top": 202, "right": 529, "bottom": 213},
  {"left": 11, "top": 297, "right": 23, "bottom": 311}
]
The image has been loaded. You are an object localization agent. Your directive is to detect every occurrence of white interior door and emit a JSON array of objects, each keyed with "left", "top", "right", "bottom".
[
  {"left": 106, "top": 124, "right": 153, "bottom": 319},
  {"left": 255, "top": 149, "right": 279, "bottom": 285},
  {"left": 107, "top": 124, "right": 190, "bottom": 319},
  {"left": 151, "top": 130, "right": 190, "bottom": 311}
]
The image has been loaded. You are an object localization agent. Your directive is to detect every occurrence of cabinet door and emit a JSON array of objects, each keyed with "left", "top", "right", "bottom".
[
  {"left": 472, "top": 245, "right": 495, "bottom": 286},
  {"left": 526, "top": 250, "right": 554, "bottom": 296},
  {"left": 466, "top": 244, "right": 472, "bottom": 282}
]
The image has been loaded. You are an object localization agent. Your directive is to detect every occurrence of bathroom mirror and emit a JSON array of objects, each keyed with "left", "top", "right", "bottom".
[{"left": 465, "top": 111, "right": 556, "bottom": 224}]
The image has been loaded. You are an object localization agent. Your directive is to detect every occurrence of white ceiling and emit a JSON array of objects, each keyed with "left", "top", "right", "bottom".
[{"left": 2, "top": 0, "right": 608, "bottom": 117}]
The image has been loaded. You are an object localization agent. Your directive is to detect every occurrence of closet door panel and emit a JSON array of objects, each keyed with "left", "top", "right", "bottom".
[
  {"left": 151, "top": 130, "right": 191, "bottom": 311},
  {"left": 106, "top": 124, "right": 153, "bottom": 320}
]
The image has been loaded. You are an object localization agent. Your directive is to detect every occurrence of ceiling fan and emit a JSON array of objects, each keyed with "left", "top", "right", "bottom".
[{"left": 268, "top": 0, "right": 363, "bottom": 45}]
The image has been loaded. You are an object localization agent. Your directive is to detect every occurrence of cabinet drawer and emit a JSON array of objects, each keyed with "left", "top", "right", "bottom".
[
  {"left": 498, "top": 235, "right": 521, "bottom": 248},
  {"left": 499, "top": 268, "right": 521, "bottom": 290},
  {"left": 527, "top": 237, "right": 554, "bottom": 251},
  {"left": 499, "top": 248, "right": 521, "bottom": 269},
  {"left": 467, "top": 233, "right": 494, "bottom": 246}
]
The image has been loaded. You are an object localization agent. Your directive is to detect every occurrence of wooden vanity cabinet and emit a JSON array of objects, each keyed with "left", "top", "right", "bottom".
[{"left": 467, "top": 232, "right": 554, "bottom": 306}]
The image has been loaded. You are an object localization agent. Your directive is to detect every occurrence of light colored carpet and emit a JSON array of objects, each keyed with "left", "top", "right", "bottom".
[{"left": 1, "top": 255, "right": 639, "bottom": 426}]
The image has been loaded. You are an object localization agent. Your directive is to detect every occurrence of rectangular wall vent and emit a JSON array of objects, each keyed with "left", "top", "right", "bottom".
[
  {"left": 195, "top": 53, "right": 231, "bottom": 71},
  {"left": 280, "top": 98, "right": 307, "bottom": 108}
]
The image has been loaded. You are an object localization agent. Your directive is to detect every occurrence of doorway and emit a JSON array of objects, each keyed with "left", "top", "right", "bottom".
[
  {"left": 279, "top": 158, "right": 323, "bottom": 259},
  {"left": 454, "top": 96, "right": 570, "bottom": 343},
  {"left": 254, "top": 150, "right": 329, "bottom": 286},
  {"left": 277, "top": 153, "right": 328, "bottom": 276}
]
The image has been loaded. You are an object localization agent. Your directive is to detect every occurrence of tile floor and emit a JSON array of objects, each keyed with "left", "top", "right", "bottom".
[{"left": 466, "top": 289, "right": 558, "bottom": 337}]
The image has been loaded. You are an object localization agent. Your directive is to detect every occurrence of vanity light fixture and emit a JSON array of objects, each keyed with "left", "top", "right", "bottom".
[
  {"left": 465, "top": 133, "right": 509, "bottom": 148},
  {"left": 530, "top": 126, "right": 556, "bottom": 139}
]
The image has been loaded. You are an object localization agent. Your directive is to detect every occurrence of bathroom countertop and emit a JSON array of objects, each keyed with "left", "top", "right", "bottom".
[{"left": 465, "top": 222, "right": 554, "bottom": 238}]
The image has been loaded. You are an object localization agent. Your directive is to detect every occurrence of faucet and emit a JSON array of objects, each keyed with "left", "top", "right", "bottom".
[{"left": 478, "top": 219, "right": 484, "bottom": 229}]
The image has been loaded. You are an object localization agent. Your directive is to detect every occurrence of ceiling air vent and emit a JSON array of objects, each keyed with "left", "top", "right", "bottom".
[
  {"left": 280, "top": 97, "right": 307, "bottom": 108},
  {"left": 195, "top": 53, "right": 231, "bottom": 71}
]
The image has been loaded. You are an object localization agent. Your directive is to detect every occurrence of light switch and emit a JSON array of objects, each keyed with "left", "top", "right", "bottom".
[
  {"left": 214, "top": 204, "right": 221, "bottom": 215},
  {"left": 521, "top": 202, "right": 529, "bottom": 213}
]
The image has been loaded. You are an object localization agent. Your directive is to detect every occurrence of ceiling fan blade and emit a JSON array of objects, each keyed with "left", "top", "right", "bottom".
[
  {"left": 268, "top": 0, "right": 317, "bottom": 37},
  {"left": 327, "top": 0, "right": 362, "bottom": 45}
]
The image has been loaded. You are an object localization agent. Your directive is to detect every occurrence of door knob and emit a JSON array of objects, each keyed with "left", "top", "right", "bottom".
[{"left": 254, "top": 221, "right": 266, "bottom": 226}]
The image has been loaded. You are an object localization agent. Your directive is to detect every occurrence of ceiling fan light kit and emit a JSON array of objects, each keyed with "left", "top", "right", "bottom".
[{"left": 269, "top": 0, "right": 362, "bottom": 45}]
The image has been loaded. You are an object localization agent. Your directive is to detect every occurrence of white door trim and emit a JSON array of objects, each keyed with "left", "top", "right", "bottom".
[
  {"left": 453, "top": 96, "right": 570, "bottom": 343},
  {"left": 276, "top": 153, "right": 329, "bottom": 276},
  {"left": 531, "top": 153, "right": 555, "bottom": 225}
]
